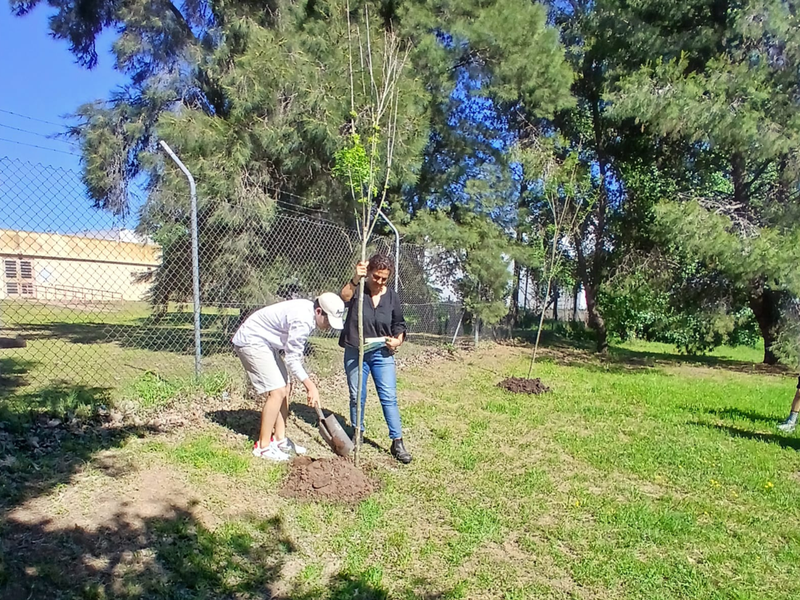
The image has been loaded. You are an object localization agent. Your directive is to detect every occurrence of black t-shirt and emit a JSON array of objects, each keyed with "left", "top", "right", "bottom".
[{"left": 338, "top": 286, "right": 407, "bottom": 349}]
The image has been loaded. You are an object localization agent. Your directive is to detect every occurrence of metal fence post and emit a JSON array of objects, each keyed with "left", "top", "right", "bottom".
[
  {"left": 378, "top": 209, "right": 400, "bottom": 292},
  {"left": 159, "top": 141, "right": 202, "bottom": 379},
  {"left": 451, "top": 311, "right": 464, "bottom": 346}
]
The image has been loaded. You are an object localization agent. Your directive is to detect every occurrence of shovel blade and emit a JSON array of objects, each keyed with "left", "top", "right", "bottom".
[
  {"left": 318, "top": 414, "right": 353, "bottom": 457},
  {"left": 317, "top": 421, "right": 334, "bottom": 445}
]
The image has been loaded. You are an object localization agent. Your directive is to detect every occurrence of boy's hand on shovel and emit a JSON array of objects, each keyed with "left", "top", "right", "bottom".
[{"left": 304, "top": 379, "right": 320, "bottom": 407}]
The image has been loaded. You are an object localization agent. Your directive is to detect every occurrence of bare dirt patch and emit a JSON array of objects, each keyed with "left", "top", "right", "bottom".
[
  {"left": 280, "top": 456, "right": 374, "bottom": 503},
  {"left": 1, "top": 461, "right": 223, "bottom": 600},
  {"left": 497, "top": 377, "right": 551, "bottom": 395},
  {"left": 7, "top": 464, "right": 212, "bottom": 532}
]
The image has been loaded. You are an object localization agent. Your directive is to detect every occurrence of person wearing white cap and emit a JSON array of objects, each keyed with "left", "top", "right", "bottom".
[{"left": 232, "top": 293, "right": 345, "bottom": 461}]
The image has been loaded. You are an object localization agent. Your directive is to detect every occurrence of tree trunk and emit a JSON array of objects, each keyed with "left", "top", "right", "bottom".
[
  {"left": 509, "top": 178, "right": 527, "bottom": 327},
  {"left": 552, "top": 286, "right": 559, "bottom": 321},
  {"left": 523, "top": 268, "right": 529, "bottom": 311},
  {"left": 575, "top": 233, "right": 608, "bottom": 353},
  {"left": 572, "top": 283, "right": 579, "bottom": 322},
  {"left": 731, "top": 151, "right": 747, "bottom": 207},
  {"left": 510, "top": 261, "right": 521, "bottom": 327},
  {"left": 749, "top": 287, "right": 782, "bottom": 365},
  {"left": 583, "top": 64, "right": 609, "bottom": 353},
  {"left": 584, "top": 281, "right": 608, "bottom": 353},
  {"left": 355, "top": 245, "right": 366, "bottom": 466},
  {"left": 731, "top": 152, "right": 781, "bottom": 365}
]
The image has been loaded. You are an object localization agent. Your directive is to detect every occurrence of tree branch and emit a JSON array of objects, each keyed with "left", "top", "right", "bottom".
[
  {"left": 162, "top": 0, "right": 199, "bottom": 44},
  {"left": 746, "top": 159, "right": 773, "bottom": 194}
]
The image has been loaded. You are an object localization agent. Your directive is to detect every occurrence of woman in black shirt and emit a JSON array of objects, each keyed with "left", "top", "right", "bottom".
[{"left": 340, "top": 254, "right": 412, "bottom": 463}]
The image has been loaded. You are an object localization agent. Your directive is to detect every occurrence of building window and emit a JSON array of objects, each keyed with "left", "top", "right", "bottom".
[
  {"left": 4, "top": 260, "right": 16, "bottom": 279},
  {"left": 4, "top": 259, "right": 35, "bottom": 298}
]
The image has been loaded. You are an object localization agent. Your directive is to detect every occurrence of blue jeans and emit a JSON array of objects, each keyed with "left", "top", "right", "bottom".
[{"left": 344, "top": 346, "right": 403, "bottom": 440}]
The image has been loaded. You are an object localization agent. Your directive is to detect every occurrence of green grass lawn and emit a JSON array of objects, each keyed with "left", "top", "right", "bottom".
[
  {"left": 0, "top": 299, "right": 353, "bottom": 418},
  {"left": 0, "top": 299, "right": 243, "bottom": 392},
  {"left": 330, "top": 343, "right": 800, "bottom": 599},
  {"left": 2, "top": 329, "right": 800, "bottom": 599}
]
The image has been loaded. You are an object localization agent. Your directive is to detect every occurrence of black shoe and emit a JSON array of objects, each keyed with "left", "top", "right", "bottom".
[{"left": 390, "top": 438, "right": 412, "bottom": 464}]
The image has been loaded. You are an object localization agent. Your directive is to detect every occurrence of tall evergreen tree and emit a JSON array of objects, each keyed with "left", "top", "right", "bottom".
[
  {"left": 609, "top": 0, "right": 800, "bottom": 363},
  {"left": 406, "top": 0, "right": 574, "bottom": 326},
  {"left": 536, "top": 0, "right": 641, "bottom": 352},
  {"left": 14, "top": 1, "right": 448, "bottom": 305}
]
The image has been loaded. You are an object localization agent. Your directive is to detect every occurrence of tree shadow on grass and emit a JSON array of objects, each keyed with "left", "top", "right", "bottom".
[
  {"left": 0, "top": 356, "right": 37, "bottom": 398},
  {"left": 703, "top": 406, "right": 782, "bottom": 425},
  {"left": 286, "top": 573, "right": 455, "bottom": 600},
  {"left": 1, "top": 380, "right": 113, "bottom": 431},
  {"left": 609, "top": 345, "right": 789, "bottom": 376},
  {"left": 7, "top": 319, "right": 235, "bottom": 356},
  {"left": 691, "top": 421, "right": 800, "bottom": 452},
  {"left": 1, "top": 506, "right": 295, "bottom": 600},
  {"left": 3, "top": 500, "right": 454, "bottom": 600},
  {"left": 10, "top": 319, "right": 332, "bottom": 359},
  {"left": 289, "top": 402, "right": 388, "bottom": 454},
  {"left": 207, "top": 408, "right": 261, "bottom": 441},
  {"left": 512, "top": 332, "right": 792, "bottom": 377},
  {"left": 1, "top": 388, "right": 450, "bottom": 599},
  {"left": 0, "top": 381, "right": 160, "bottom": 512},
  {"left": 2, "top": 382, "right": 283, "bottom": 598},
  {"left": 206, "top": 406, "right": 388, "bottom": 455}
]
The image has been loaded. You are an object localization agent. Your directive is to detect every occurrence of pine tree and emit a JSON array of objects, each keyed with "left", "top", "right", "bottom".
[
  {"left": 16, "top": 1, "right": 443, "bottom": 306},
  {"left": 609, "top": 0, "right": 800, "bottom": 363},
  {"left": 405, "top": 0, "right": 575, "bottom": 328}
]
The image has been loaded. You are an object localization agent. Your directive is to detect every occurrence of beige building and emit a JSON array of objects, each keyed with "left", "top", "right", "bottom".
[{"left": 0, "top": 229, "right": 161, "bottom": 302}]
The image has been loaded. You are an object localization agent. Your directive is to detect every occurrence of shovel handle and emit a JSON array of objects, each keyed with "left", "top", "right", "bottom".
[{"left": 313, "top": 403, "right": 326, "bottom": 422}]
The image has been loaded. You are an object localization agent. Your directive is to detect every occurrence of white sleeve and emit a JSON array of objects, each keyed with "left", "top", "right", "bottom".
[{"left": 283, "top": 319, "right": 312, "bottom": 382}]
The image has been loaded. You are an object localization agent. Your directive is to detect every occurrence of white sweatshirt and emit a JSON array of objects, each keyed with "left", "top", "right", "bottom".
[{"left": 231, "top": 299, "right": 315, "bottom": 382}]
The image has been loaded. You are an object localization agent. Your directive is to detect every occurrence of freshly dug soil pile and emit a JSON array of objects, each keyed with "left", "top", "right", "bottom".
[
  {"left": 497, "top": 377, "right": 551, "bottom": 395},
  {"left": 280, "top": 456, "right": 374, "bottom": 503}
]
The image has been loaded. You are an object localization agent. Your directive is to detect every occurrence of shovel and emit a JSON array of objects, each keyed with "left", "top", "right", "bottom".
[{"left": 314, "top": 404, "right": 354, "bottom": 457}]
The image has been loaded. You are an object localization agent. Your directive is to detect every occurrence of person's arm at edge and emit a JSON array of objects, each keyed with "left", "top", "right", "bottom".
[{"left": 284, "top": 319, "right": 319, "bottom": 406}]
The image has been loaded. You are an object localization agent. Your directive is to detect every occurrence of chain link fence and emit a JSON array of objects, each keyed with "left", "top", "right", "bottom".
[{"left": 0, "top": 156, "right": 462, "bottom": 396}]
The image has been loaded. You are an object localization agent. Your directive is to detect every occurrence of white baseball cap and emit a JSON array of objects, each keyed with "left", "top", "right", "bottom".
[{"left": 316, "top": 292, "right": 345, "bottom": 329}]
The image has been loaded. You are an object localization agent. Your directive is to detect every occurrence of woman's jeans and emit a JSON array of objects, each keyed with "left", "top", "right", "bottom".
[{"left": 344, "top": 346, "right": 402, "bottom": 439}]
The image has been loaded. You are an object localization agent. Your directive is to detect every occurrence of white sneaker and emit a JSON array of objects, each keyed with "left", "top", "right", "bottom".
[
  {"left": 778, "top": 420, "right": 797, "bottom": 433},
  {"left": 253, "top": 441, "right": 291, "bottom": 462},
  {"left": 275, "top": 437, "right": 307, "bottom": 455}
]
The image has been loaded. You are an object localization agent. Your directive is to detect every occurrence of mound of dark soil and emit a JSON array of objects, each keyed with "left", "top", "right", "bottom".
[
  {"left": 280, "top": 456, "right": 374, "bottom": 503},
  {"left": 497, "top": 377, "right": 551, "bottom": 395}
]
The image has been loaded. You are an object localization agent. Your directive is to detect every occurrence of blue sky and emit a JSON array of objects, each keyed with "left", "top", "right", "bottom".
[{"left": 0, "top": 6, "right": 133, "bottom": 233}]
